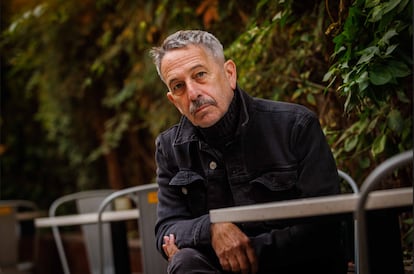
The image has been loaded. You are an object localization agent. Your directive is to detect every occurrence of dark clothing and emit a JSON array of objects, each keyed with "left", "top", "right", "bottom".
[
  {"left": 155, "top": 87, "right": 347, "bottom": 273},
  {"left": 168, "top": 248, "right": 344, "bottom": 274},
  {"left": 167, "top": 248, "right": 226, "bottom": 274}
]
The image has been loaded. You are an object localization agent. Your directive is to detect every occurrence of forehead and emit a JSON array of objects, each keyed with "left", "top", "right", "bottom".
[{"left": 160, "top": 45, "right": 214, "bottom": 80}]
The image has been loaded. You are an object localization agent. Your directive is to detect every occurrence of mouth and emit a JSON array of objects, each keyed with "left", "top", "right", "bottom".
[
  {"left": 189, "top": 97, "right": 217, "bottom": 116},
  {"left": 193, "top": 104, "right": 211, "bottom": 115}
]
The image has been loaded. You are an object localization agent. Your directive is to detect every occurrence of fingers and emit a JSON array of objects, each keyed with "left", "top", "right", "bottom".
[
  {"left": 225, "top": 247, "right": 257, "bottom": 274},
  {"left": 162, "top": 236, "right": 170, "bottom": 257},
  {"left": 219, "top": 257, "right": 231, "bottom": 272},
  {"left": 169, "top": 233, "right": 176, "bottom": 244},
  {"left": 246, "top": 244, "right": 258, "bottom": 274},
  {"left": 163, "top": 233, "right": 179, "bottom": 261},
  {"left": 211, "top": 223, "right": 258, "bottom": 274},
  {"left": 225, "top": 257, "right": 241, "bottom": 274},
  {"left": 163, "top": 233, "right": 176, "bottom": 245}
]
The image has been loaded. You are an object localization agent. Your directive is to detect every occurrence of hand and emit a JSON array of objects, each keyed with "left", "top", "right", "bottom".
[
  {"left": 162, "top": 233, "right": 180, "bottom": 261},
  {"left": 211, "top": 222, "right": 258, "bottom": 274}
]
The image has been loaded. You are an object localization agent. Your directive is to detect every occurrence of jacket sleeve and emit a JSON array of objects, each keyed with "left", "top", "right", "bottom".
[
  {"left": 249, "top": 112, "right": 343, "bottom": 263},
  {"left": 154, "top": 134, "right": 212, "bottom": 259}
]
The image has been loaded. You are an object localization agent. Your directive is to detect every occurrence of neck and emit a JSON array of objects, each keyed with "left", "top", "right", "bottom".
[{"left": 198, "top": 91, "right": 240, "bottom": 148}]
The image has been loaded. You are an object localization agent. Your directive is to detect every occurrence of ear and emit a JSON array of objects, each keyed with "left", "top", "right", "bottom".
[
  {"left": 167, "top": 91, "right": 175, "bottom": 104},
  {"left": 224, "top": 60, "right": 237, "bottom": 90}
]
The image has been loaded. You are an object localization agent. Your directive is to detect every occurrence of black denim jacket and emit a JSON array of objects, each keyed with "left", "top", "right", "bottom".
[{"left": 155, "top": 87, "right": 344, "bottom": 268}]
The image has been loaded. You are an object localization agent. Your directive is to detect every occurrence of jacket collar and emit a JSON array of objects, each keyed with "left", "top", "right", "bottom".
[{"left": 173, "top": 86, "right": 251, "bottom": 146}]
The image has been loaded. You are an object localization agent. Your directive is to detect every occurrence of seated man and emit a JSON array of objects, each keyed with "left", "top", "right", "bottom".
[{"left": 150, "top": 30, "right": 347, "bottom": 274}]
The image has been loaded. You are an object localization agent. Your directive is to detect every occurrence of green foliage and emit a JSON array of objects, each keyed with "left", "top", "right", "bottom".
[
  {"left": 1, "top": 0, "right": 412, "bottom": 206},
  {"left": 1, "top": 0, "right": 252, "bottom": 202},
  {"left": 227, "top": 0, "right": 330, "bottom": 105},
  {"left": 323, "top": 0, "right": 412, "bottom": 174}
]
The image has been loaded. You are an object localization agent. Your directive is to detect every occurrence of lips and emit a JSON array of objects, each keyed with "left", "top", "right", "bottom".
[
  {"left": 189, "top": 97, "right": 217, "bottom": 115},
  {"left": 194, "top": 103, "right": 211, "bottom": 114}
]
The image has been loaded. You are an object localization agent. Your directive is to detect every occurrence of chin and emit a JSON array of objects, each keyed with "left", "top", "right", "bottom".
[
  {"left": 193, "top": 112, "right": 222, "bottom": 128},
  {"left": 197, "top": 120, "right": 218, "bottom": 128}
]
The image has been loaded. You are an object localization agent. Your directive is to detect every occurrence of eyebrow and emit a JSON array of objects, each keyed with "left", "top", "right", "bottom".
[{"left": 167, "top": 64, "right": 206, "bottom": 87}]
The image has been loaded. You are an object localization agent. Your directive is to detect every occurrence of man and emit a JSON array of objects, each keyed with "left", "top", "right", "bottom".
[{"left": 150, "top": 30, "right": 347, "bottom": 274}]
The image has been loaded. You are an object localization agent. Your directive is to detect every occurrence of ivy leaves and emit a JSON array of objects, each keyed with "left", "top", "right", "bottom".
[
  {"left": 325, "top": 0, "right": 411, "bottom": 104},
  {"left": 324, "top": 0, "right": 412, "bottom": 169}
]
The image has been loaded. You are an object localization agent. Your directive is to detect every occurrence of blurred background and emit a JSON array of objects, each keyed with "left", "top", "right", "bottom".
[
  {"left": 2, "top": 0, "right": 411, "bottom": 208},
  {"left": 0, "top": 0, "right": 412, "bottom": 271}
]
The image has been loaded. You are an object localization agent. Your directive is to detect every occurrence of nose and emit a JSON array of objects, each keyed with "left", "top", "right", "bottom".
[{"left": 186, "top": 81, "right": 201, "bottom": 101}]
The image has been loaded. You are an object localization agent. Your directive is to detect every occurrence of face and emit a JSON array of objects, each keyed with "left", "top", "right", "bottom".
[{"left": 160, "top": 45, "right": 237, "bottom": 128}]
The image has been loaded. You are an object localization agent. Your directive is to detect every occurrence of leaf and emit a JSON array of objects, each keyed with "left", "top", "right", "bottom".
[
  {"left": 322, "top": 68, "right": 334, "bottom": 82},
  {"left": 367, "top": 117, "right": 379, "bottom": 132},
  {"left": 196, "top": 0, "right": 219, "bottom": 28},
  {"left": 396, "top": 90, "right": 411, "bottom": 103},
  {"left": 387, "top": 109, "right": 404, "bottom": 133},
  {"left": 357, "top": 46, "right": 379, "bottom": 65},
  {"left": 356, "top": 71, "right": 369, "bottom": 92},
  {"left": 272, "top": 11, "right": 282, "bottom": 21},
  {"left": 343, "top": 88, "right": 353, "bottom": 112},
  {"left": 384, "top": 44, "right": 398, "bottom": 56},
  {"left": 344, "top": 135, "right": 358, "bottom": 152},
  {"left": 388, "top": 60, "right": 411, "bottom": 78},
  {"left": 306, "top": 93, "right": 316, "bottom": 106},
  {"left": 378, "top": 29, "right": 398, "bottom": 47},
  {"left": 365, "top": 0, "right": 381, "bottom": 8},
  {"left": 369, "top": 66, "right": 392, "bottom": 85},
  {"left": 359, "top": 157, "right": 371, "bottom": 169},
  {"left": 382, "top": 0, "right": 402, "bottom": 15},
  {"left": 403, "top": 218, "right": 413, "bottom": 225},
  {"left": 291, "top": 90, "right": 302, "bottom": 100},
  {"left": 397, "top": 0, "right": 410, "bottom": 12},
  {"left": 371, "top": 135, "right": 386, "bottom": 156},
  {"left": 369, "top": 0, "right": 402, "bottom": 22}
]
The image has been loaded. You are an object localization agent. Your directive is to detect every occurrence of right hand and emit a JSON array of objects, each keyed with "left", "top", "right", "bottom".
[
  {"left": 163, "top": 233, "right": 179, "bottom": 261},
  {"left": 211, "top": 222, "right": 258, "bottom": 274}
]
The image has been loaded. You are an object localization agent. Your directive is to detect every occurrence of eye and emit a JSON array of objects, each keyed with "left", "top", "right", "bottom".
[
  {"left": 195, "top": 71, "right": 206, "bottom": 79},
  {"left": 171, "top": 82, "right": 185, "bottom": 95}
]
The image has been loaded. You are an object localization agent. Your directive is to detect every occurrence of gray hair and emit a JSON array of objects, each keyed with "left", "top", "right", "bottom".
[{"left": 149, "top": 30, "right": 225, "bottom": 80}]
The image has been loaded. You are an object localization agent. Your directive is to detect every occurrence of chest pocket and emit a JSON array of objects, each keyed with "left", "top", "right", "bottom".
[
  {"left": 170, "top": 170, "right": 207, "bottom": 216},
  {"left": 249, "top": 170, "right": 299, "bottom": 203}
]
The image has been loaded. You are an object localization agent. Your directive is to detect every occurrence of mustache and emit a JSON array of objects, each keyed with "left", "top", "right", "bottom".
[{"left": 189, "top": 97, "right": 216, "bottom": 115}]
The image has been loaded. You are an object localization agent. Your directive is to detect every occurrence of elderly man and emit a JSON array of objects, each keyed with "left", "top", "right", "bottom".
[{"left": 150, "top": 30, "right": 346, "bottom": 274}]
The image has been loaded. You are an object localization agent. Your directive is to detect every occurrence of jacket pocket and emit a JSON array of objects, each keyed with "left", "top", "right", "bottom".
[
  {"left": 169, "top": 170, "right": 207, "bottom": 216},
  {"left": 170, "top": 170, "right": 204, "bottom": 186},
  {"left": 250, "top": 170, "right": 298, "bottom": 203}
]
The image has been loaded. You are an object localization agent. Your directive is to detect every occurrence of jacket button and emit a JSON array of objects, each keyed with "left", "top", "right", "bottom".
[
  {"left": 209, "top": 161, "right": 217, "bottom": 170},
  {"left": 182, "top": 187, "right": 188, "bottom": 195}
]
